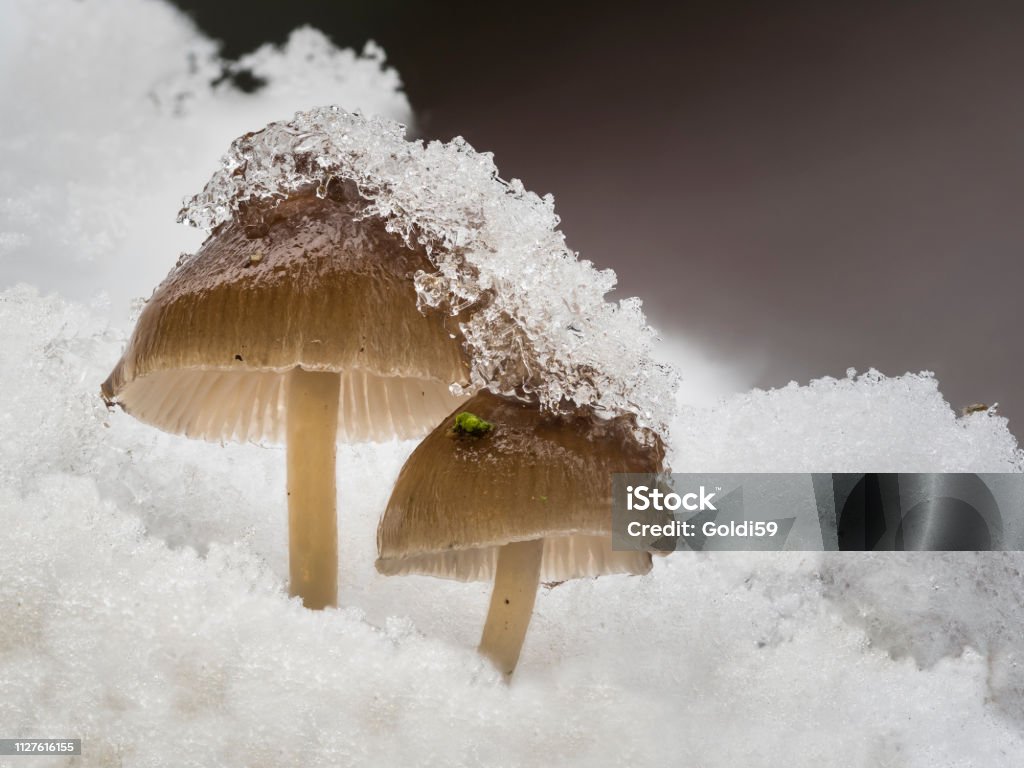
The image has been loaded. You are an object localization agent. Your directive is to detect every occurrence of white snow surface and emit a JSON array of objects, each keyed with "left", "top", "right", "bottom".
[{"left": 2, "top": 2, "right": 1024, "bottom": 767}]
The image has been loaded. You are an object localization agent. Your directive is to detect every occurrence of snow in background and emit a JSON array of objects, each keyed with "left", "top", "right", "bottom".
[
  {"left": 2, "top": 1, "right": 1024, "bottom": 766},
  {"left": 0, "top": 0, "right": 409, "bottom": 323}
]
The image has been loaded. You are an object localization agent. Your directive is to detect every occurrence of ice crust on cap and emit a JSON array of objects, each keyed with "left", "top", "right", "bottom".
[{"left": 179, "top": 107, "right": 679, "bottom": 438}]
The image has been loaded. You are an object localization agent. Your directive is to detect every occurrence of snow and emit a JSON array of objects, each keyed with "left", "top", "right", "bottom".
[
  {"left": 180, "top": 107, "right": 678, "bottom": 438},
  {"left": 0, "top": 0, "right": 410, "bottom": 323},
  {"left": 672, "top": 368, "right": 1023, "bottom": 473},
  {"left": 2, "top": 1, "right": 1024, "bottom": 766}
]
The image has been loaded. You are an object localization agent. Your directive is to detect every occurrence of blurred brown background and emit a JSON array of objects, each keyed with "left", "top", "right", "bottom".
[{"left": 173, "top": 0, "right": 1024, "bottom": 430}]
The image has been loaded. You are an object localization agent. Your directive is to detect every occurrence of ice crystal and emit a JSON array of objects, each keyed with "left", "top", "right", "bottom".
[{"left": 179, "top": 107, "right": 679, "bottom": 438}]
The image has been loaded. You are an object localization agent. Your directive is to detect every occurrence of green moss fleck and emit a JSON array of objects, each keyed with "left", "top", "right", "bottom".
[{"left": 450, "top": 411, "right": 494, "bottom": 437}]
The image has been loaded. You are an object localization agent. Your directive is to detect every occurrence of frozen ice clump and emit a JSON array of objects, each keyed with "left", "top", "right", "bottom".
[
  {"left": 671, "top": 368, "right": 1024, "bottom": 472},
  {"left": 179, "top": 106, "right": 678, "bottom": 438}
]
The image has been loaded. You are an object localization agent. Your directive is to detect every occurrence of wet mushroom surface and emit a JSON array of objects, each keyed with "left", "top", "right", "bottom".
[{"left": 376, "top": 390, "right": 667, "bottom": 675}]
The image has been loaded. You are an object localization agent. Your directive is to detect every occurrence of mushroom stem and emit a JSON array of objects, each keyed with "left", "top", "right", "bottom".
[
  {"left": 286, "top": 366, "right": 341, "bottom": 610},
  {"left": 479, "top": 538, "right": 544, "bottom": 677}
]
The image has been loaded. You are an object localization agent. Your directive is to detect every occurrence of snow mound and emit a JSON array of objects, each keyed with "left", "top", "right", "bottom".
[
  {"left": 179, "top": 107, "right": 678, "bottom": 438},
  {"left": 672, "top": 368, "right": 1023, "bottom": 472},
  {"left": 232, "top": 28, "right": 405, "bottom": 114},
  {"left": 821, "top": 551, "right": 1024, "bottom": 722},
  {"left": 3, "top": 286, "right": 1024, "bottom": 766}
]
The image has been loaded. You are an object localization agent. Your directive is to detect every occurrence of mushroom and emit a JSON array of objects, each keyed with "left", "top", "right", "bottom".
[
  {"left": 376, "top": 390, "right": 666, "bottom": 676},
  {"left": 102, "top": 183, "right": 469, "bottom": 609}
]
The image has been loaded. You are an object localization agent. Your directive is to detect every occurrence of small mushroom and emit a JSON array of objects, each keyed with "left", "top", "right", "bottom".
[
  {"left": 376, "top": 391, "right": 666, "bottom": 676},
  {"left": 102, "top": 184, "right": 469, "bottom": 609}
]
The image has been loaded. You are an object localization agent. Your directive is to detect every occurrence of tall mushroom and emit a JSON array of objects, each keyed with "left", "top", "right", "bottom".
[
  {"left": 102, "top": 183, "right": 468, "bottom": 609},
  {"left": 376, "top": 391, "right": 666, "bottom": 676}
]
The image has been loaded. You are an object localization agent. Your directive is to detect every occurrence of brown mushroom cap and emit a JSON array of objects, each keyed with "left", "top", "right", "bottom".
[
  {"left": 376, "top": 391, "right": 666, "bottom": 582},
  {"left": 102, "top": 184, "right": 469, "bottom": 443}
]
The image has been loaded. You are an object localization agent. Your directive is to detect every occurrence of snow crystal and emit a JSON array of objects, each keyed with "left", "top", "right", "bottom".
[{"left": 179, "top": 107, "right": 679, "bottom": 438}]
